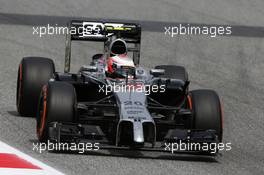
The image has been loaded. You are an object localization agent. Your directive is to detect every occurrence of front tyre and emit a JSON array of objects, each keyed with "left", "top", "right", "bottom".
[
  {"left": 190, "top": 89, "right": 223, "bottom": 142},
  {"left": 37, "top": 82, "right": 77, "bottom": 142}
]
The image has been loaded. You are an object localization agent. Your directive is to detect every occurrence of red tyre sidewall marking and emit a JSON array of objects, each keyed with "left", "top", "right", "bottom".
[
  {"left": 17, "top": 63, "right": 23, "bottom": 111},
  {"left": 220, "top": 100, "right": 224, "bottom": 139},
  {"left": 187, "top": 94, "right": 192, "bottom": 110},
  {"left": 37, "top": 85, "right": 47, "bottom": 139}
]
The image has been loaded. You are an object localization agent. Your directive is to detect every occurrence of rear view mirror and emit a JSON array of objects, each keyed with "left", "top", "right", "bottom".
[{"left": 150, "top": 69, "right": 165, "bottom": 77}]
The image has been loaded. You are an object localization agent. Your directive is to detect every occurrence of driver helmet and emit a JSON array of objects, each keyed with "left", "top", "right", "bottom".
[{"left": 107, "top": 39, "right": 135, "bottom": 78}]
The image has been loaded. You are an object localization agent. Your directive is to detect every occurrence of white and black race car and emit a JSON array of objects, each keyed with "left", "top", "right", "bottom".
[{"left": 16, "top": 20, "right": 223, "bottom": 155}]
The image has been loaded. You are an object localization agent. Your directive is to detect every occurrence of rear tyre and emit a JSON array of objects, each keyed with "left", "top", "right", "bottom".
[
  {"left": 190, "top": 89, "right": 223, "bottom": 141},
  {"left": 37, "top": 82, "right": 76, "bottom": 142},
  {"left": 154, "top": 65, "right": 188, "bottom": 82},
  {"left": 16, "top": 57, "right": 55, "bottom": 117}
]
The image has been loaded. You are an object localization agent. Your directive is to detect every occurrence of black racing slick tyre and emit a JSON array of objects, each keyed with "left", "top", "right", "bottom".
[
  {"left": 190, "top": 89, "right": 223, "bottom": 142},
  {"left": 37, "top": 82, "right": 76, "bottom": 142},
  {"left": 16, "top": 57, "right": 55, "bottom": 117},
  {"left": 155, "top": 65, "right": 188, "bottom": 82}
]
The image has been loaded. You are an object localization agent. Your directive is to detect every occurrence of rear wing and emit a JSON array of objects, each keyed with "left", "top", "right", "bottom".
[{"left": 65, "top": 20, "right": 141, "bottom": 72}]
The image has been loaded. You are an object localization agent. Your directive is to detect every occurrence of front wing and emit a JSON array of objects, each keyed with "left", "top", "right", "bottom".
[{"left": 48, "top": 122, "right": 219, "bottom": 155}]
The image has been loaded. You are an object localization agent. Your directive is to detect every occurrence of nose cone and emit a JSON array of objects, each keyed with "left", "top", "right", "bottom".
[
  {"left": 133, "top": 121, "right": 144, "bottom": 144},
  {"left": 110, "top": 39, "right": 127, "bottom": 55}
]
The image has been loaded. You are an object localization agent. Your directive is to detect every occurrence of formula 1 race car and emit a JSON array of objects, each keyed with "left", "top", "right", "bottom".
[{"left": 16, "top": 20, "right": 223, "bottom": 154}]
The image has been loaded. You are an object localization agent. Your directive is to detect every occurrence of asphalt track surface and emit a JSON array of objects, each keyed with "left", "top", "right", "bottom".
[{"left": 0, "top": 0, "right": 264, "bottom": 175}]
